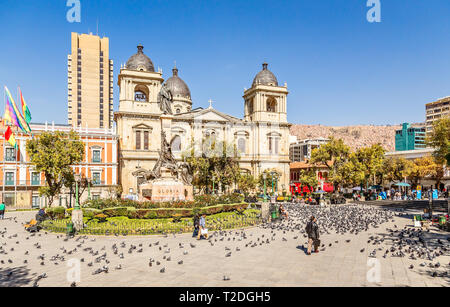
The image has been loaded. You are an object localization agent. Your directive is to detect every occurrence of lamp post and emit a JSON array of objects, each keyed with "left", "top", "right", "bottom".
[
  {"left": 263, "top": 173, "right": 268, "bottom": 202},
  {"left": 270, "top": 172, "right": 276, "bottom": 195},
  {"left": 74, "top": 173, "right": 81, "bottom": 210},
  {"left": 212, "top": 176, "right": 216, "bottom": 195},
  {"left": 71, "top": 173, "right": 84, "bottom": 231},
  {"left": 87, "top": 177, "right": 91, "bottom": 201}
]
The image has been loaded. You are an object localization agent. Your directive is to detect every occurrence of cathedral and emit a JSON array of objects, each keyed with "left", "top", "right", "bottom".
[{"left": 114, "top": 45, "right": 291, "bottom": 196}]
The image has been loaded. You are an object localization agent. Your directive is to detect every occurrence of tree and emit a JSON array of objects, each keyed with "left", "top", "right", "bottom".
[
  {"left": 354, "top": 144, "right": 385, "bottom": 187},
  {"left": 26, "top": 131, "right": 85, "bottom": 207},
  {"left": 237, "top": 173, "right": 256, "bottom": 196},
  {"left": 382, "top": 157, "right": 408, "bottom": 184},
  {"left": 298, "top": 168, "right": 319, "bottom": 192},
  {"left": 426, "top": 117, "right": 450, "bottom": 165},
  {"left": 405, "top": 156, "right": 437, "bottom": 188},
  {"left": 310, "top": 137, "right": 350, "bottom": 191},
  {"left": 182, "top": 137, "right": 241, "bottom": 194}
]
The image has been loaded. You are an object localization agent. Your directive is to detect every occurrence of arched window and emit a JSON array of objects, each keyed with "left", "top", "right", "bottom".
[
  {"left": 176, "top": 108, "right": 181, "bottom": 114},
  {"left": 238, "top": 138, "right": 246, "bottom": 154},
  {"left": 134, "top": 85, "right": 149, "bottom": 102},
  {"left": 171, "top": 135, "right": 181, "bottom": 152},
  {"left": 267, "top": 97, "right": 277, "bottom": 112}
]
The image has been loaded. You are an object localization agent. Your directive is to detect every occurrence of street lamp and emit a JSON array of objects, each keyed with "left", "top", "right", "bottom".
[
  {"left": 263, "top": 173, "right": 268, "bottom": 202},
  {"left": 212, "top": 176, "right": 216, "bottom": 195},
  {"left": 74, "top": 173, "right": 81, "bottom": 210},
  {"left": 270, "top": 171, "right": 277, "bottom": 195}
]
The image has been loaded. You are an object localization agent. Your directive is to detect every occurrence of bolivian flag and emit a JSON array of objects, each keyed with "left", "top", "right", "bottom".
[
  {"left": 4, "top": 126, "right": 17, "bottom": 149},
  {"left": 19, "top": 87, "right": 31, "bottom": 124}
]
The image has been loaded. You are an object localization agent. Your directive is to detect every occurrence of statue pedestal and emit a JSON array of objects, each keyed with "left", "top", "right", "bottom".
[
  {"left": 139, "top": 167, "right": 193, "bottom": 202},
  {"left": 71, "top": 209, "right": 84, "bottom": 231}
]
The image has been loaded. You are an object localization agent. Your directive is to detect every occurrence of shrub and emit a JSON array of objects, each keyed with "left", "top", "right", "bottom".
[
  {"left": 94, "top": 214, "right": 107, "bottom": 223},
  {"left": 82, "top": 208, "right": 102, "bottom": 219},
  {"left": 102, "top": 207, "right": 128, "bottom": 217},
  {"left": 66, "top": 208, "right": 74, "bottom": 216},
  {"left": 46, "top": 207, "right": 66, "bottom": 220}
]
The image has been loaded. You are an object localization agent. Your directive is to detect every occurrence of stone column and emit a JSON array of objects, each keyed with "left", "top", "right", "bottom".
[{"left": 260, "top": 202, "right": 270, "bottom": 222}]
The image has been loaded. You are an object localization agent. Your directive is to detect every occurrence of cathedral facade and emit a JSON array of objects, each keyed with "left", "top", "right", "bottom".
[{"left": 114, "top": 45, "right": 291, "bottom": 196}]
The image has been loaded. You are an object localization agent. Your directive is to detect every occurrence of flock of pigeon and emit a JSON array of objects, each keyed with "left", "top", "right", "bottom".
[{"left": 0, "top": 204, "right": 448, "bottom": 286}]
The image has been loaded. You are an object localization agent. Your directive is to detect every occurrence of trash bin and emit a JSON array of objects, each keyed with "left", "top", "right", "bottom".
[{"left": 67, "top": 222, "right": 74, "bottom": 235}]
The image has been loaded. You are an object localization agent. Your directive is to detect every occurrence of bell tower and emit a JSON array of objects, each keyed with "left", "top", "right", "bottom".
[
  {"left": 117, "top": 45, "right": 164, "bottom": 114},
  {"left": 243, "top": 63, "right": 288, "bottom": 123}
]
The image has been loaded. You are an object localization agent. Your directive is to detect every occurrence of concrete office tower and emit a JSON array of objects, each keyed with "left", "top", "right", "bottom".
[{"left": 68, "top": 32, "right": 114, "bottom": 128}]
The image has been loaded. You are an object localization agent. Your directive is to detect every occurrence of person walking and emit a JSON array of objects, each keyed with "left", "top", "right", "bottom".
[
  {"left": 197, "top": 213, "right": 208, "bottom": 240},
  {"left": 305, "top": 216, "right": 320, "bottom": 255},
  {"left": 0, "top": 201, "right": 5, "bottom": 220},
  {"left": 192, "top": 214, "right": 200, "bottom": 238}
]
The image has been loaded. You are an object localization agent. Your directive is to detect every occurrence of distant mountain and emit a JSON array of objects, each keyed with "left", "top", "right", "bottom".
[{"left": 290, "top": 124, "right": 405, "bottom": 152}]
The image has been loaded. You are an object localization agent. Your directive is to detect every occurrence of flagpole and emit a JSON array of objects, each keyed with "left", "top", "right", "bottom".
[{"left": 3, "top": 87, "right": 5, "bottom": 198}]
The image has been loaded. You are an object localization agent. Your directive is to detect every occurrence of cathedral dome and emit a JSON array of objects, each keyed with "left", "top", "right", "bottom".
[
  {"left": 164, "top": 66, "right": 191, "bottom": 99},
  {"left": 252, "top": 63, "right": 278, "bottom": 87},
  {"left": 126, "top": 44, "right": 155, "bottom": 72}
]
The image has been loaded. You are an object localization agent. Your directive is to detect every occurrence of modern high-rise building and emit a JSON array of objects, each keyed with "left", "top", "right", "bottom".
[
  {"left": 289, "top": 138, "right": 329, "bottom": 162},
  {"left": 425, "top": 96, "right": 450, "bottom": 134},
  {"left": 394, "top": 123, "right": 426, "bottom": 151},
  {"left": 68, "top": 32, "right": 114, "bottom": 129}
]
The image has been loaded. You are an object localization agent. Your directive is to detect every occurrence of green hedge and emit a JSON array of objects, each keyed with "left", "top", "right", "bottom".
[
  {"left": 67, "top": 203, "right": 248, "bottom": 220},
  {"left": 83, "top": 194, "right": 244, "bottom": 210}
]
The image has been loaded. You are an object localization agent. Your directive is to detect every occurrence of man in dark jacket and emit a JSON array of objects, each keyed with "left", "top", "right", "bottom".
[
  {"left": 305, "top": 216, "right": 320, "bottom": 255},
  {"left": 192, "top": 214, "right": 200, "bottom": 237}
]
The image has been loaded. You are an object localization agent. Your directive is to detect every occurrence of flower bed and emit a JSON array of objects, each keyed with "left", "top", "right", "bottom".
[{"left": 41, "top": 209, "right": 261, "bottom": 236}]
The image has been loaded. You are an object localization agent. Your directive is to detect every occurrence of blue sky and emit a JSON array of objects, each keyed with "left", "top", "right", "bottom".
[{"left": 0, "top": 0, "right": 449, "bottom": 126}]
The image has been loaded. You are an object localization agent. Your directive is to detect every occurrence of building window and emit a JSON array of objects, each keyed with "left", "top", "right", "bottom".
[
  {"left": 32, "top": 196, "right": 40, "bottom": 209},
  {"left": 93, "top": 150, "right": 102, "bottom": 163},
  {"left": 267, "top": 97, "right": 277, "bottom": 113},
  {"left": 238, "top": 138, "right": 246, "bottom": 154},
  {"left": 3, "top": 193, "right": 15, "bottom": 206},
  {"left": 92, "top": 194, "right": 100, "bottom": 200},
  {"left": 171, "top": 135, "right": 181, "bottom": 152},
  {"left": 93, "top": 172, "right": 101, "bottom": 185},
  {"left": 5, "top": 148, "right": 16, "bottom": 161},
  {"left": 144, "top": 131, "right": 149, "bottom": 150},
  {"left": 136, "top": 130, "right": 141, "bottom": 150},
  {"left": 5, "top": 172, "right": 15, "bottom": 186},
  {"left": 31, "top": 172, "right": 40, "bottom": 186},
  {"left": 268, "top": 136, "right": 279, "bottom": 155},
  {"left": 176, "top": 108, "right": 181, "bottom": 114},
  {"left": 134, "top": 90, "right": 148, "bottom": 102}
]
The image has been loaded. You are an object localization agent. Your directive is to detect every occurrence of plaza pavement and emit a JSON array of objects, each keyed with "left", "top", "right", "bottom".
[{"left": 0, "top": 204, "right": 448, "bottom": 287}]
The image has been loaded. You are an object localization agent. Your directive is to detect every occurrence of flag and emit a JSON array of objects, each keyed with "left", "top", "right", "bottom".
[
  {"left": 19, "top": 87, "right": 31, "bottom": 124},
  {"left": 4, "top": 93, "right": 20, "bottom": 129},
  {"left": 4, "top": 86, "right": 30, "bottom": 133},
  {"left": 4, "top": 126, "right": 17, "bottom": 149}
]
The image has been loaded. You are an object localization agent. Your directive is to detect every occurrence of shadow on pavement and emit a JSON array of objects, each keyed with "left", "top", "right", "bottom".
[{"left": 0, "top": 266, "right": 36, "bottom": 287}]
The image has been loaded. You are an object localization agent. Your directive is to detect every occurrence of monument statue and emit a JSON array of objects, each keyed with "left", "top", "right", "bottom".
[
  {"left": 158, "top": 84, "right": 173, "bottom": 115},
  {"left": 132, "top": 130, "right": 194, "bottom": 202},
  {"left": 178, "top": 162, "right": 194, "bottom": 185},
  {"left": 153, "top": 131, "right": 179, "bottom": 177}
]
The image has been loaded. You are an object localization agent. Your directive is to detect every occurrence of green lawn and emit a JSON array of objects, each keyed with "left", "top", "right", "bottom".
[{"left": 41, "top": 209, "right": 261, "bottom": 236}]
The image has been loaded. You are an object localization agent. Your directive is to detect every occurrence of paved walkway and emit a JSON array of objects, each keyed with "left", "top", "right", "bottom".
[{"left": 0, "top": 205, "right": 448, "bottom": 287}]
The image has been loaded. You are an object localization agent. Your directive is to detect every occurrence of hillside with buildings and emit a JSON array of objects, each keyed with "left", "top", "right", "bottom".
[{"left": 290, "top": 124, "right": 406, "bottom": 151}]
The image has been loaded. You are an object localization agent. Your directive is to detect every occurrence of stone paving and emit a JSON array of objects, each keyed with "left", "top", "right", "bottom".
[{"left": 0, "top": 204, "right": 448, "bottom": 287}]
